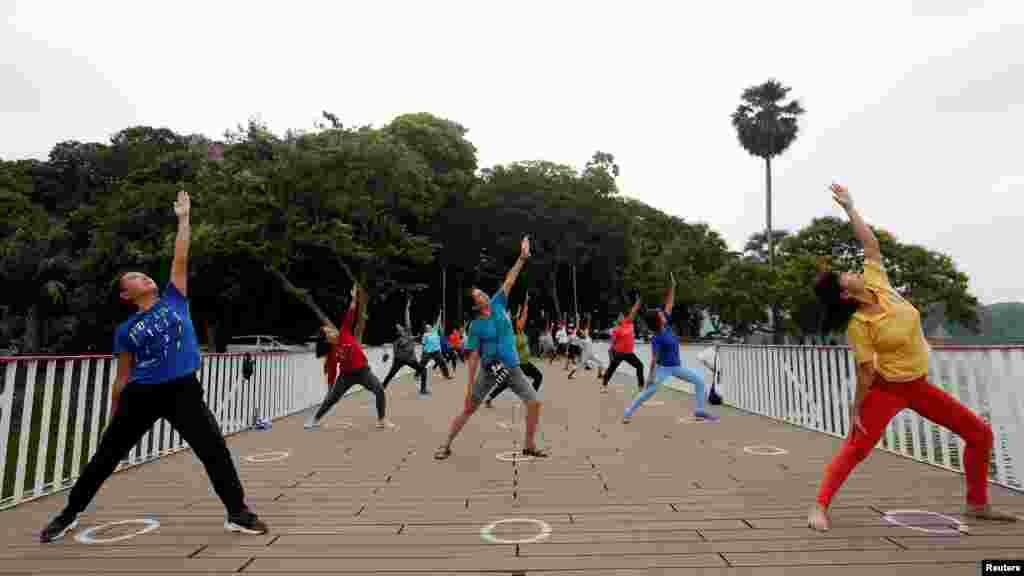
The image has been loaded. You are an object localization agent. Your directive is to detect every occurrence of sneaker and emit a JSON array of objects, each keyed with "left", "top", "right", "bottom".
[
  {"left": 694, "top": 412, "right": 720, "bottom": 422},
  {"left": 303, "top": 419, "right": 321, "bottom": 430},
  {"left": 376, "top": 419, "right": 397, "bottom": 429},
  {"left": 39, "top": 513, "right": 78, "bottom": 543},
  {"left": 225, "top": 509, "right": 268, "bottom": 534},
  {"left": 622, "top": 416, "right": 631, "bottom": 424}
]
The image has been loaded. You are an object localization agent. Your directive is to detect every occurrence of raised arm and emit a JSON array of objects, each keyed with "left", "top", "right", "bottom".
[
  {"left": 831, "top": 183, "right": 881, "bottom": 263},
  {"left": 516, "top": 296, "right": 529, "bottom": 332},
  {"left": 663, "top": 272, "right": 676, "bottom": 316},
  {"left": 501, "top": 235, "right": 531, "bottom": 296},
  {"left": 339, "top": 283, "right": 358, "bottom": 336},
  {"left": 170, "top": 189, "right": 191, "bottom": 296},
  {"left": 404, "top": 292, "right": 413, "bottom": 333},
  {"left": 627, "top": 292, "right": 641, "bottom": 320}
]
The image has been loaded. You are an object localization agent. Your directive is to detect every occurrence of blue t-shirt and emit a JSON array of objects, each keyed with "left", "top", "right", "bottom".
[
  {"left": 651, "top": 312, "right": 681, "bottom": 367},
  {"left": 422, "top": 330, "right": 441, "bottom": 353},
  {"left": 465, "top": 288, "right": 519, "bottom": 368},
  {"left": 113, "top": 282, "right": 201, "bottom": 384}
]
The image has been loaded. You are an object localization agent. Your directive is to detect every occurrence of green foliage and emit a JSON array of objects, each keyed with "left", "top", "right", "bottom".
[{"left": 0, "top": 111, "right": 988, "bottom": 352}]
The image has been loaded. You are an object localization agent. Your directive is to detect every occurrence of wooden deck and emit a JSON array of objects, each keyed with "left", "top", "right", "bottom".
[{"left": 2, "top": 360, "right": 1022, "bottom": 575}]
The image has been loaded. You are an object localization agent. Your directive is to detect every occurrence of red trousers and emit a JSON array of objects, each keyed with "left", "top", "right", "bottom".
[{"left": 816, "top": 375, "right": 993, "bottom": 508}]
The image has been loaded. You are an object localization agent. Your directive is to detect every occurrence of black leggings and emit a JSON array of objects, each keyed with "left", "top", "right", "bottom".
[
  {"left": 64, "top": 374, "right": 246, "bottom": 516},
  {"left": 314, "top": 366, "right": 386, "bottom": 421},
  {"left": 421, "top": 351, "right": 451, "bottom": 379},
  {"left": 380, "top": 356, "right": 425, "bottom": 392},
  {"left": 488, "top": 361, "right": 543, "bottom": 401},
  {"left": 602, "top": 351, "right": 645, "bottom": 391}
]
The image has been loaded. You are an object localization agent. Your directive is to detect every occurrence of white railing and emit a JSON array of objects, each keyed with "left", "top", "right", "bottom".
[
  {"left": 0, "top": 346, "right": 416, "bottom": 510},
  {"left": 589, "top": 340, "right": 1022, "bottom": 492}
]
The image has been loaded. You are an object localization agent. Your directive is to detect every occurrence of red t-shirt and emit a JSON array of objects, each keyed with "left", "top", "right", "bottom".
[
  {"left": 611, "top": 319, "right": 635, "bottom": 353},
  {"left": 327, "top": 306, "right": 367, "bottom": 374}
]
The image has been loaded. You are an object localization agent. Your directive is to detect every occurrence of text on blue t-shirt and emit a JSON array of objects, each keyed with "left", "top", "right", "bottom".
[{"left": 113, "top": 282, "right": 202, "bottom": 384}]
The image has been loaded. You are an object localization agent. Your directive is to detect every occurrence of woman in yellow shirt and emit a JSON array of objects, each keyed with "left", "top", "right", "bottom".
[{"left": 808, "top": 183, "right": 1017, "bottom": 531}]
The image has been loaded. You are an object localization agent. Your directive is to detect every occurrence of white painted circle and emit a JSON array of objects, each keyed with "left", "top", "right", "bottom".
[
  {"left": 678, "top": 416, "right": 718, "bottom": 424},
  {"left": 496, "top": 451, "right": 535, "bottom": 462},
  {"left": 646, "top": 401, "right": 665, "bottom": 406},
  {"left": 75, "top": 518, "right": 160, "bottom": 544},
  {"left": 245, "top": 450, "right": 291, "bottom": 463},
  {"left": 882, "top": 509, "right": 967, "bottom": 535},
  {"left": 480, "top": 518, "right": 552, "bottom": 544},
  {"left": 742, "top": 445, "right": 788, "bottom": 455}
]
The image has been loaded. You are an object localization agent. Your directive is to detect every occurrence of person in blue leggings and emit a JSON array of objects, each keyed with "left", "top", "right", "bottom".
[{"left": 623, "top": 272, "right": 719, "bottom": 423}]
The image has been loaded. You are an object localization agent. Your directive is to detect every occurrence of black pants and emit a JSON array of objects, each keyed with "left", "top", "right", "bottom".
[
  {"left": 314, "top": 366, "right": 386, "bottom": 421},
  {"left": 380, "top": 356, "right": 425, "bottom": 392},
  {"left": 64, "top": 374, "right": 246, "bottom": 516},
  {"left": 421, "top": 351, "right": 450, "bottom": 379},
  {"left": 443, "top": 348, "right": 459, "bottom": 367},
  {"left": 488, "top": 361, "right": 543, "bottom": 401},
  {"left": 602, "top": 351, "right": 645, "bottom": 391}
]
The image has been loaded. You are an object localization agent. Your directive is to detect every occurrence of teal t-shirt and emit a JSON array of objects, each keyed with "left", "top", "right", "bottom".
[{"left": 465, "top": 288, "right": 519, "bottom": 368}]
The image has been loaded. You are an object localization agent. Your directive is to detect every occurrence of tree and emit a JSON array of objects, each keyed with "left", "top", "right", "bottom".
[
  {"left": 732, "top": 79, "right": 805, "bottom": 343},
  {"left": 705, "top": 258, "right": 776, "bottom": 339},
  {"left": 743, "top": 229, "right": 791, "bottom": 263},
  {"left": 731, "top": 79, "right": 805, "bottom": 270}
]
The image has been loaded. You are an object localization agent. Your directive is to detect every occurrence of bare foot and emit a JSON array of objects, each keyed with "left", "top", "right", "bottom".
[
  {"left": 808, "top": 504, "right": 831, "bottom": 531},
  {"left": 964, "top": 505, "right": 1020, "bottom": 522}
]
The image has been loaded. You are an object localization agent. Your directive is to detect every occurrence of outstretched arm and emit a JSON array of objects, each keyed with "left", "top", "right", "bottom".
[
  {"left": 517, "top": 297, "right": 529, "bottom": 332},
  {"left": 404, "top": 292, "right": 413, "bottom": 333},
  {"left": 831, "top": 183, "right": 881, "bottom": 263},
  {"left": 501, "top": 236, "right": 531, "bottom": 296},
  {"left": 338, "top": 283, "right": 358, "bottom": 336},
  {"left": 627, "top": 292, "right": 641, "bottom": 320},
  {"left": 664, "top": 272, "right": 676, "bottom": 316},
  {"left": 170, "top": 190, "right": 191, "bottom": 296}
]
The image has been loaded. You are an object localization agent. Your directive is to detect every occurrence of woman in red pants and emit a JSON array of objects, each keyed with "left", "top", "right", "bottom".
[{"left": 808, "top": 182, "right": 1018, "bottom": 531}]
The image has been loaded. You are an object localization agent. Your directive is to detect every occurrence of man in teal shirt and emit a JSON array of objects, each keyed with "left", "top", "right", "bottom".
[{"left": 435, "top": 236, "right": 547, "bottom": 460}]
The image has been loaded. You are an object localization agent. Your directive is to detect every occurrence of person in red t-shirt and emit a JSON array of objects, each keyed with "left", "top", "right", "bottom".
[
  {"left": 306, "top": 283, "right": 395, "bottom": 430},
  {"left": 600, "top": 292, "right": 645, "bottom": 394}
]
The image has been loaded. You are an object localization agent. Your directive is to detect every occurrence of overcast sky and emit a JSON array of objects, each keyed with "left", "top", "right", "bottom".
[{"left": 3, "top": 0, "right": 1022, "bottom": 305}]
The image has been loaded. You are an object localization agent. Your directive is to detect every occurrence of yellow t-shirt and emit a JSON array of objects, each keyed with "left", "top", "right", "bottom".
[{"left": 846, "top": 258, "right": 930, "bottom": 382}]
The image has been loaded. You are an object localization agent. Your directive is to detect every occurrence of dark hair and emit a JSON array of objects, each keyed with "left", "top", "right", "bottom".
[
  {"left": 643, "top": 309, "right": 663, "bottom": 332},
  {"left": 813, "top": 270, "right": 860, "bottom": 333},
  {"left": 111, "top": 270, "right": 137, "bottom": 316}
]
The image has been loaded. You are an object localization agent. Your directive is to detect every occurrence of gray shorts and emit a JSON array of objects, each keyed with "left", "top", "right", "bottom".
[{"left": 470, "top": 364, "right": 538, "bottom": 406}]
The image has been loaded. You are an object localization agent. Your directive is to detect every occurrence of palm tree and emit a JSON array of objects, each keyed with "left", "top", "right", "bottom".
[{"left": 731, "top": 79, "right": 805, "bottom": 271}]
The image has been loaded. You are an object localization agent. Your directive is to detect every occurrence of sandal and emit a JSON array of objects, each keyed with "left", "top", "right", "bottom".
[
  {"left": 434, "top": 445, "right": 452, "bottom": 460},
  {"left": 522, "top": 447, "right": 550, "bottom": 458}
]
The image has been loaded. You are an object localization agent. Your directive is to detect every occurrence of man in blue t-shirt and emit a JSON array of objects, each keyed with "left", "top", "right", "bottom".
[
  {"left": 435, "top": 236, "right": 547, "bottom": 460},
  {"left": 623, "top": 272, "right": 719, "bottom": 423},
  {"left": 39, "top": 190, "right": 267, "bottom": 543}
]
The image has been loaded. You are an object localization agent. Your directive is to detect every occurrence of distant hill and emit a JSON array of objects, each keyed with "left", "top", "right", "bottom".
[{"left": 926, "top": 302, "right": 1024, "bottom": 344}]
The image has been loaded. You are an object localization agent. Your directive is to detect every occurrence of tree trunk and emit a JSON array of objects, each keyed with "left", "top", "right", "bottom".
[
  {"left": 765, "top": 155, "right": 784, "bottom": 345},
  {"left": 22, "top": 304, "right": 41, "bottom": 353},
  {"left": 265, "top": 265, "right": 334, "bottom": 326},
  {"left": 457, "top": 274, "right": 463, "bottom": 328},
  {"left": 548, "top": 267, "right": 561, "bottom": 321}
]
